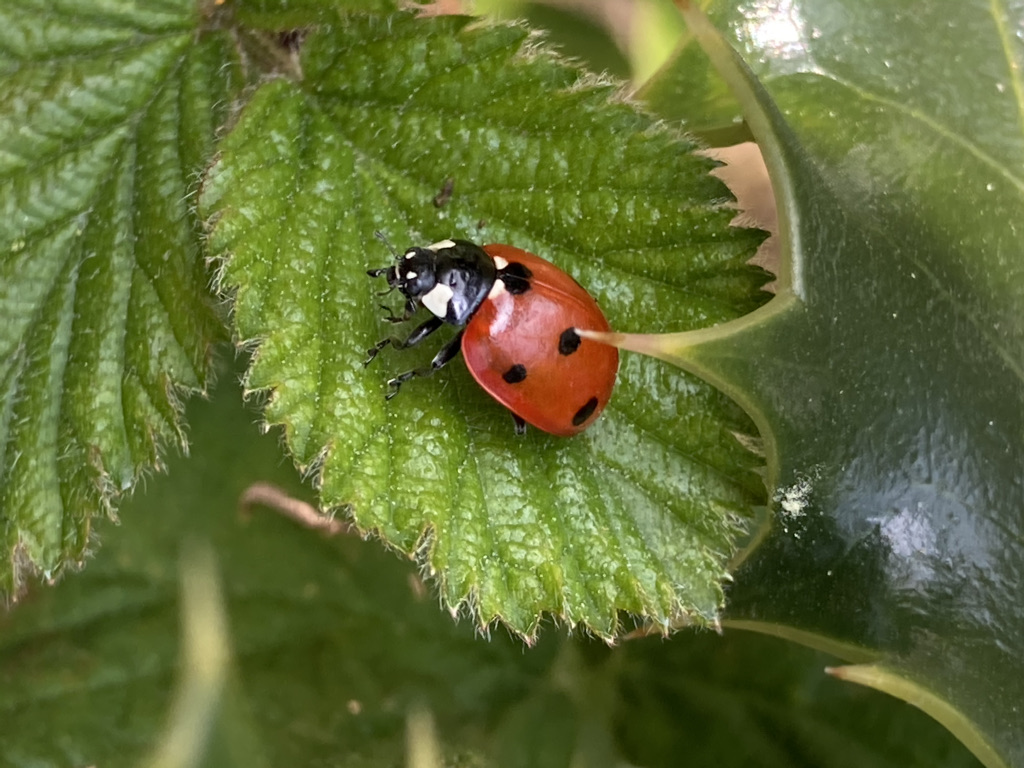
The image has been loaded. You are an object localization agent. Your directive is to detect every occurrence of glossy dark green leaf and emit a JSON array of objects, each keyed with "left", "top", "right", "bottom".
[
  {"left": 0, "top": 0, "right": 234, "bottom": 595},
  {"left": 201, "top": 12, "right": 770, "bottom": 639},
  {"left": 622, "top": 2, "right": 1024, "bottom": 765}
]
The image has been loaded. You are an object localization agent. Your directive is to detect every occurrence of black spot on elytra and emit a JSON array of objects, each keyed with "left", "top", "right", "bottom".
[
  {"left": 500, "top": 262, "right": 532, "bottom": 294},
  {"left": 502, "top": 364, "right": 527, "bottom": 384},
  {"left": 572, "top": 396, "right": 599, "bottom": 427},
  {"left": 558, "top": 328, "right": 581, "bottom": 356}
]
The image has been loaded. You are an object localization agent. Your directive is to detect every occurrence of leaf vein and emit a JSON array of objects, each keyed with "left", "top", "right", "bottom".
[
  {"left": 989, "top": 0, "right": 1024, "bottom": 138},
  {"left": 812, "top": 71, "right": 1024, "bottom": 194}
]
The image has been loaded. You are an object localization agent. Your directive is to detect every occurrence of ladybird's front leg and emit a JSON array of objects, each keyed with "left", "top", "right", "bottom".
[
  {"left": 364, "top": 315, "right": 444, "bottom": 367},
  {"left": 381, "top": 298, "right": 417, "bottom": 324},
  {"left": 385, "top": 330, "right": 464, "bottom": 400},
  {"left": 367, "top": 267, "right": 402, "bottom": 302}
]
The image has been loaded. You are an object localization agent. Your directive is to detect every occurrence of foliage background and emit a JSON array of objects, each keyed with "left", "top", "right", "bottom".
[{"left": 1, "top": 0, "right": 1020, "bottom": 766}]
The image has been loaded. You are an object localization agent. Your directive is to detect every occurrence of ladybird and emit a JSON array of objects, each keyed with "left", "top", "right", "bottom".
[{"left": 365, "top": 238, "right": 618, "bottom": 436}]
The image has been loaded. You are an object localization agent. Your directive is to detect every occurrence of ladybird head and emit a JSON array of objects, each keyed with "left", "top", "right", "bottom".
[
  {"left": 391, "top": 246, "right": 443, "bottom": 301},
  {"left": 370, "top": 238, "right": 497, "bottom": 325}
]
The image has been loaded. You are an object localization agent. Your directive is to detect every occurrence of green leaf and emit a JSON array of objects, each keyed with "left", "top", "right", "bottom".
[
  {"left": 615, "top": 631, "right": 982, "bottom": 768},
  {"left": 0, "top": 0, "right": 235, "bottom": 594},
  {"left": 625, "top": 2, "right": 1024, "bottom": 765},
  {"left": 235, "top": 0, "right": 398, "bottom": 29},
  {"left": 482, "top": 1, "right": 632, "bottom": 79},
  {"left": 0, "top": 365, "right": 546, "bottom": 767},
  {"left": 201, "top": 11, "right": 770, "bottom": 639},
  {"left": 0, "top": 366, "right": 979, "bottom": 767},
  {"left": 634, "top": 2, "right": 747, "bottom": 144}
]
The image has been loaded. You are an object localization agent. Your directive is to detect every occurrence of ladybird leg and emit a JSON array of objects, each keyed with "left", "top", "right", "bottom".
[
  {"left": 368, "top": 267, "right": 398, "bottom": 297},
  {"left": 393, "top": 316, "right": 445, "bottom": 350},
  {"left": 385, "top": 330, "right": 464, "bottom": 399},
  {"left": 511, "top": 413, "right": 527, "bottom": 436},
  {"left": 364, "top": 316, "right": 444, "bottom": 366},
  {"left": 381, "top": 298, "right": 417, "bottom": 323}
]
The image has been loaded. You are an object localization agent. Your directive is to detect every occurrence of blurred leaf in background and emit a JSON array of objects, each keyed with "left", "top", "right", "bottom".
[{"left": 0, "top": 365, "right": 981, "bottom": 766}]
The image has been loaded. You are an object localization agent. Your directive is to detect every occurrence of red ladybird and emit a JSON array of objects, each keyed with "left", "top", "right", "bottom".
[{"left": 365, "top": 237, "right": 618, "bottom": 436}]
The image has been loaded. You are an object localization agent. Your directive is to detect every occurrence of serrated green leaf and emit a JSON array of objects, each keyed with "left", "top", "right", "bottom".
[
  {"left": 201, "top": 12, "right": 770, "bottom": 639},
  {"left": 0, "top": 1, "right": 236, "bottom": 594},
  {"left": 620, "top": 1, "right": 1024, "bottom": 766}
]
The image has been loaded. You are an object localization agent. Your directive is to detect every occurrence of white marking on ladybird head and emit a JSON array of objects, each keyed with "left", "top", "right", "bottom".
[
  {"left": 421, "top": 283, "right": 455, "bottom": 318},
  {"left": 426, "top": 239, "right": 457, "bottom": 252},
  {"left": 405, "top": 271, "right": 418, "bottom": 280},
  {"left": 487, "top": 279, "right": 507, "bottom": 300},
  {"left": 403, "top": 250, "right": 417, "bottom": 260},
  {"left": 492, "top": 255, "right": 508, "bottom": 270}
]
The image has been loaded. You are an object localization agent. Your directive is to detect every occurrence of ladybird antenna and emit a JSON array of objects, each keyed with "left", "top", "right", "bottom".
[{"left": 374, "top": 230, "right": 400, "bottom": 260}]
